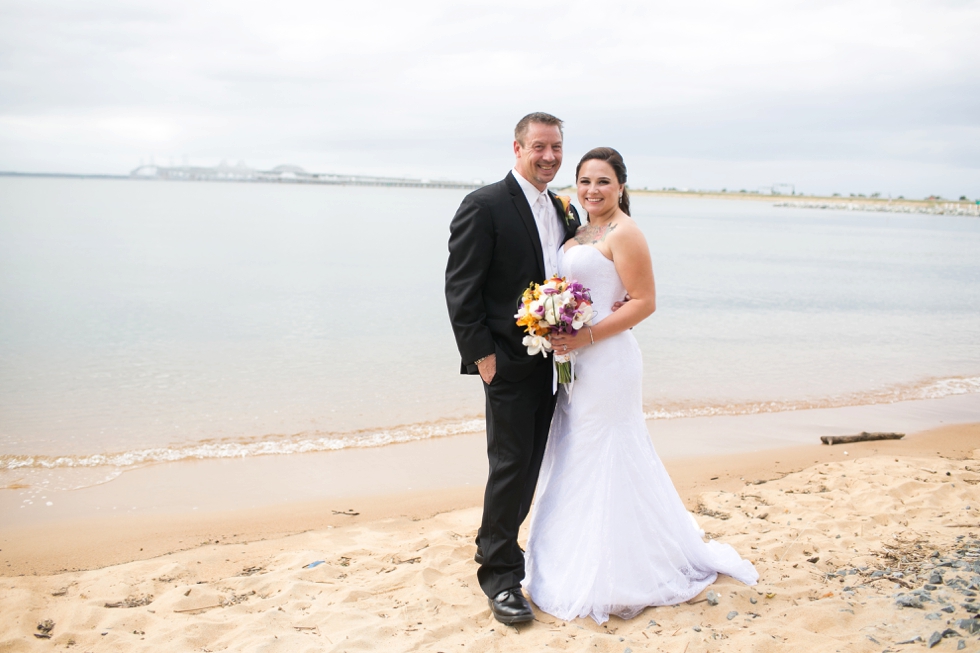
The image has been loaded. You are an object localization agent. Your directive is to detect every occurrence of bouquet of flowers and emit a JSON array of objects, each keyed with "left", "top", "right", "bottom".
[{"left": 514, "top": 276, "right": 594, "bottom": 385}]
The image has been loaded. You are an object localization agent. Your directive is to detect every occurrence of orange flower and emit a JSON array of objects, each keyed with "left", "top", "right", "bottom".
[{"left": 555, "top": 195, "right": 575, "bottom": 225}]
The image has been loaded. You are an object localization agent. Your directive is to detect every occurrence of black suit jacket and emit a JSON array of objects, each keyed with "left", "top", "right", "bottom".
[{"left": 446, "top": 171, "right": 581, "bottom": 382}]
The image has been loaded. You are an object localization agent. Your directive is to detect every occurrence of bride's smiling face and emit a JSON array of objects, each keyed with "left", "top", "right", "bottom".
[{"left": 576, "top": 159, "right": 622, "bottom": 216}]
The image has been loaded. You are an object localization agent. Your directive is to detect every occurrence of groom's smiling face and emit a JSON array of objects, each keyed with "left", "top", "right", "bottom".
[{"left": 514, "top": 123, "right": 563, "bottom": 191}]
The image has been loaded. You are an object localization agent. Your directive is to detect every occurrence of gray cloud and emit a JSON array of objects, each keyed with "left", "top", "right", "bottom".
[{"left": 1, "top": 0, "right": 977, "bottom": 198}]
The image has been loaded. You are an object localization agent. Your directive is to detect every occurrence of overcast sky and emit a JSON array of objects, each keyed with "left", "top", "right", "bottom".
[{"left": 1, "top": 0, "right": 977, "bottom": 198}]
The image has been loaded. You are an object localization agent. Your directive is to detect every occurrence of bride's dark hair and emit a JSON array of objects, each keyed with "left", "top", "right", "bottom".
[{"left": 575, "top": 147, "right": 630, "bottom": 217}]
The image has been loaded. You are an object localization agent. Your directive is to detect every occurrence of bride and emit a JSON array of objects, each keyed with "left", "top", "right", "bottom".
[{"left": 523, "top": 147, "right": 758, "bottom": 624}]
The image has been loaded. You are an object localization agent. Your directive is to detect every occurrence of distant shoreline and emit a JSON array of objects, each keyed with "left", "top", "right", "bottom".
[
  {"left": 555, "top": 186, "right": 980, "bottom": 216},
  {"left": 0, "top": 169, "right": 480, "bottom": 190},
  {"left": 0, "top": 170, "right": 129, "bottom": 180},
  {"left": 4, "top": 172, "right": 976, "bottom": 215},
  {"left": 631, "top": 188, "right": 977, "bottom": 207}
]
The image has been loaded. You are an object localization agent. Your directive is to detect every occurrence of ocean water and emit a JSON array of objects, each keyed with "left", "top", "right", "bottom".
[{"left": 1, "top": 177, "right": 978, "bottom": 490}]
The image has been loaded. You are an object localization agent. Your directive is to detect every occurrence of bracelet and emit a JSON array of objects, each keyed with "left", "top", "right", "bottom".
[
  {"left": 587, "top": 326, "right": 594, "bottom": 344},
  {"left": 474, "top": 355, "right": 491, "bottom": 365}
]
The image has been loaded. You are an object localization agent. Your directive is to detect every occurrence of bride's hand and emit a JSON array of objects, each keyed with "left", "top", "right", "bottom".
[{"left": 551, "top": 328, "right": 592, "bottom": 354}]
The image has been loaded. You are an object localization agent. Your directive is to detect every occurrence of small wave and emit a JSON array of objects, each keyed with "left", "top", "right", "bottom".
[
  {"left": 4, "top": 375, "right": 978, "bottom": 473},
  {"left": 1, "top": 417, "right": 486, "bottom": 471},
  {"left": 643, "top": 375, "right": 980, "bottom": 421}
]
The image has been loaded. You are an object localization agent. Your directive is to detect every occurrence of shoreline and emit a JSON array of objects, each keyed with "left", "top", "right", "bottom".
[
  {"left": 2, "top": 408, "right": 978, "bottom": 578},
  {"left": 6, "top": 174, "right": 974, "bottom": 212},
  {"left": 626, "top": 188, "right": 977, "bottom": 209},
  {"left": 4, "top": 393, "right": 979, "bottom": 530},
  {"left": 1, "top": 423, "right": 978, "bottom": 652},
  {"left": 552, "top": 185, "right": 980, "bottom": 215}
]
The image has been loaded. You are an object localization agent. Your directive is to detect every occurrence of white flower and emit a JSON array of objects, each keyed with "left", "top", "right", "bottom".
[
  {"left": 522, "top": 334, "right": 552, "bottom": 357},
  {"left": 541, "top": 297, "right": 560, "bottom": 325},
  {"left": 572, "top": 304, "right": 595, "bottom": 330}
]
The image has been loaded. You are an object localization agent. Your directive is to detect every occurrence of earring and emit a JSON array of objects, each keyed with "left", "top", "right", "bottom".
[{"left": 618, "top": 193, "right": 623, "bottom": 200}]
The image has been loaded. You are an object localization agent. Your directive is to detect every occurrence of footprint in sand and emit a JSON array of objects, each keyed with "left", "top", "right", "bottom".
[{"left": 420, "top": 566, "right": 476, "bottom": 606}]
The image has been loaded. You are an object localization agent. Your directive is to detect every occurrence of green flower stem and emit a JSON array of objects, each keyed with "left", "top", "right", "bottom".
[{"left": 556, "top": 361, "right": 572, "bottom": 384}]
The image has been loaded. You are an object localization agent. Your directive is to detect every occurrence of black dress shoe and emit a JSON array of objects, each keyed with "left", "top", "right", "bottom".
[{"left": 489, "top": 587, "right": 534, "bottom": 625}]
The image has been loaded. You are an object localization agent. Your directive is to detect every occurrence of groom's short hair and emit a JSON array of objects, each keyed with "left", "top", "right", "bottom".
[{"left": 515, "top": 112, "right": 563, "bottom": 146}]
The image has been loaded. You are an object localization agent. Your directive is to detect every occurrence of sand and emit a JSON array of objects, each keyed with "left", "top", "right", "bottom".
[{"left": 2, "top": 423, "right": 979, "bottom": 652}]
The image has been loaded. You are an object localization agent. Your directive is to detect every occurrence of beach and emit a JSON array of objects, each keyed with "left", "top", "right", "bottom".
[
  {"left": 2, "top": 0, "right": 978, "bottom": 647},
  {"left": 2, "top": 178, "right": 979, "bottom": 650},
  {"left": 2, "top": 421, "right": 979, "bottom": 652}
]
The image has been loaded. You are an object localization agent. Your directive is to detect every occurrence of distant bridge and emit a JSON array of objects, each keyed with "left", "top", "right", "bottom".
[{"left": 130, "top": 163, "right": 483, "bottom": 190}]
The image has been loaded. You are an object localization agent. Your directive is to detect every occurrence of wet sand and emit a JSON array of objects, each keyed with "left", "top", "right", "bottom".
[
  {"left": 1, "top": 422, "right": 978, "bottom": 652},
  {"left": 3, "top": 394, "right": 980, "bottom": 575}
]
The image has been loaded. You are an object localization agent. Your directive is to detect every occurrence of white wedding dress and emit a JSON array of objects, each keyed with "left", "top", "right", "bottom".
[{"left": 524, "top": 245, "right": 758, "bottom": 624}]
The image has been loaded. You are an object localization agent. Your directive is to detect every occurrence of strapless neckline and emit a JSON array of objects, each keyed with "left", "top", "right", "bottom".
[
  {"left": 559, "top": 243, "right": 625, "bottom": 326},
  {"left": 562, "top": 244, "right": 614, "bottom": 265}
]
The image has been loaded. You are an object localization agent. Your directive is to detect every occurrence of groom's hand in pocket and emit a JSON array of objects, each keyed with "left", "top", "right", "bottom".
[{"left": 478, "top": 354, "right": 496, "bottom": 384}]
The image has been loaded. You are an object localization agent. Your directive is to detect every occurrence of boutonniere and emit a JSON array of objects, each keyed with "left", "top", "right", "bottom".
[{"left": 555, "top": 195, "right": 576, "bottom": 226}]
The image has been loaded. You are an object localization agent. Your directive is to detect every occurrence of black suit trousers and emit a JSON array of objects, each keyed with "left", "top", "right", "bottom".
[{"left": 477, "top": 359, "right": 557, "bottom": 598}]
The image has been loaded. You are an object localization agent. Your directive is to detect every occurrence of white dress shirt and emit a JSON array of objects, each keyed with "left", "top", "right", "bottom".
[{"left": 512, "top": 168, "right": 563, "bottom": 278}]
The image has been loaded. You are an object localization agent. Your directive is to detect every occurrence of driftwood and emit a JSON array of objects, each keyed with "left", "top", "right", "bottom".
[
  {"left": 172, "top": 604, "right": 222, "bottom": 614},
  {"left": 820, "top": 432, "right": 904, "bottom": 446}
]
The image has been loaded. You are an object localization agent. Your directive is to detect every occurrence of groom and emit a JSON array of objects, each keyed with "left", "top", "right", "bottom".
[{"left": 445, "top": 112, "right": 580, "bottom": 624}]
